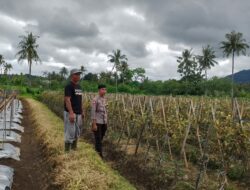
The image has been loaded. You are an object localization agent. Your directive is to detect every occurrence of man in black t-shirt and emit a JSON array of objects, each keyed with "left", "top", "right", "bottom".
[{"left": 64, "top": 68, "right": 84, "bottom": 152}]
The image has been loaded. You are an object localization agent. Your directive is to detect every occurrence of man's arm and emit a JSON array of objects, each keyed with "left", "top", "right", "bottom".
[
  {"left": 81, "top": 99, "right": 85, "bottom": 118},
  {"left": 65, "top": 96, "right": 75, "bottom": 123}
]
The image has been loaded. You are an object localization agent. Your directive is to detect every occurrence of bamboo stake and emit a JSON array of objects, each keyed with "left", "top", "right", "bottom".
[
  {"left": 160, "top": 97, "right": 173, "bottom": 160},
  {"left": 194, "top": 101, "right": 204, "bottom": 156},
  {"left": 124, "top": 96, "right": 136, "bottom": 151},
  {"left": 181, "top": 100, "right": 193, "bottom": 168},
  {"left": 134, "top": 98, "right": 146, "bottom": 155},
  {"left": 211, "top": 105, "right": 229, "bottom": 188}
]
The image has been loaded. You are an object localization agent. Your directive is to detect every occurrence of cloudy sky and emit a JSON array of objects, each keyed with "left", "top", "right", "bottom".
[{"left": 0, "top": 0, "right": 250, "bottom": 80}]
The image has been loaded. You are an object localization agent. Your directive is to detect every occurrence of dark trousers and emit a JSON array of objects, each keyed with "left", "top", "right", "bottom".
[{"left": 94, "top": 124, "right": 107, "bottom": 157}]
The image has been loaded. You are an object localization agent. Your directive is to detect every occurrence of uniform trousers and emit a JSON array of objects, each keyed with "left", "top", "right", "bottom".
[{"left": 93, "top": 124, "right": 107, "bottom": 157}]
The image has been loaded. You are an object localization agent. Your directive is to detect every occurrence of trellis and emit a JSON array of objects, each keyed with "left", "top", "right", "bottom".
[{"left": 41, "top": 91, "right": 250, "bottom": 189}]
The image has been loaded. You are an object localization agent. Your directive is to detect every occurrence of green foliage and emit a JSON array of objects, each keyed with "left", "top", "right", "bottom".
[
  {"left": 26, "top": 87, "right": 41, "bottom": 95},
  {"left": 227, "top": 164, "right": 245, "bottom": 180},
  {"left": 175, "top": 181, "right": 195, "bottom": 190},
  {"left": 0, "top": 73, "right": 250, "bottom": 98},
  {"left": 225, "top": 185, "right": 238, "bottom": 190},
  {"left": 197, "top": 45, "right": 218, "bottom": 79},
  {"left": 177, "top": 49, "right": 202, "bottom": 82},
  {"left": 39, "top": 91, "right": 250, "bottom": 190},
  {"left": 59, "top": 67, "right": 69, "bottom": 79},
  {"left": 220, "top": 31, "right": 250, "bottom": 104},
  {"left": 83, "top": 72, "right": 98, "bottom": 82},
  {"left": 132, "top": 67, "right": 146, "bottom": 82},
  {"left": 0, "top": 55, "right": 13, "bottom": 75},
  {"left": 220, "top": 31, "right": 249, "bottom": 57},
  {"left": 207, "top": 157, "right": 221, "bottom": 169},
  {"left": 16, "top": 32, "right": 41, "bottom": 77}
]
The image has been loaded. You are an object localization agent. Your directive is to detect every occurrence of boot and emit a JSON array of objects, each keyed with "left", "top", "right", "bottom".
[
  {"left": 99, "top": 152, "right": 103, "bottom": 159},
  {"left": 65, "top": 142, "right": 71, "bottom": 152},
  {"left": 71, "top": 140, "right": 77, "bottom": 150}
]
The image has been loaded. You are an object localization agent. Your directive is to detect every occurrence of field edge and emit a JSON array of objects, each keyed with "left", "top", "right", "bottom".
[{"left": 25, "top": 97, "right": 136, "bottom": 190}]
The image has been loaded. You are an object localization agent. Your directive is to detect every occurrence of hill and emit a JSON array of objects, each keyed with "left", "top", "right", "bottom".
[{"left": 226, "top": 69, "right": 250, "bottom": 83}]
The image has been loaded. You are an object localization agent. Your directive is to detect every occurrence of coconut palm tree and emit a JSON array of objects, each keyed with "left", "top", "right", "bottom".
[
  {"left": 4, "top": 63, "right": 12, "bottom": 75},
  {"left": 197, "top": 45, "right": 218, "bottom": 81},
  {"left": 197, "top": 45, "right": 218, "bottom": 95},
  {"left": 59, "top": 67, "right": 69, "bottom": 79},
  {"left": 80, "top": 65, "right": 86, "bottom": 73},
  {"left": 220, "top": 31, "right": 249, "bottom": 114},
  {"left": 0, "top": 55, "right": 5, "bottom": 75},
  {"left": 80, "top": 65, "right": 86, "bottom": 78},
  {"left": 16, "top": 32, "right": 41, "bottom": 80},
  {"left": 108, "top": 49, "right": 128, "bottom": 94},
  {"left": 42, "top": 71, "right": 48, "bottom": 78},
  {"left": 119, "top": 61, "right": 131, "bottom": 84}
]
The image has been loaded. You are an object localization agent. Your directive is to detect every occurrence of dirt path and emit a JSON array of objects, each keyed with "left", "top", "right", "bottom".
[{"left": 0, "top": 100, "right": 55, "bottom": 190}]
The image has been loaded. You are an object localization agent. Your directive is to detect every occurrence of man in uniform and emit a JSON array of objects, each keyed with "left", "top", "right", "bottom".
[
  {"left": 64, "top": 68, "right": 84, "bottom": 152},
  {"left": 91, "top": 84, "right": 108, "bottom": 158}
]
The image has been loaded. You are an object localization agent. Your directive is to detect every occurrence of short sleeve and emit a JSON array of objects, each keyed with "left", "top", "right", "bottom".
[{"left": 64, "top": 85, "right": 72, "bottom": 97}]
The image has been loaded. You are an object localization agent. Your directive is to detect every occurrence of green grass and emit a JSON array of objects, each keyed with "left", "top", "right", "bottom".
[{"left": 26, "top": 98, "right": 135, "bottom": 190}]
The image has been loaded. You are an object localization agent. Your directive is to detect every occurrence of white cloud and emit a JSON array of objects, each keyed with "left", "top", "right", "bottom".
[
  {"left": 124, "top": 8, "right": 145, "bottom": 21},
  {"left": 218, "top": 59, "right": 230, "bottom": 66},
  {"left": 146, "top": 41, "right": 180, "bottom": 55},
  {"left": 0, "top": 13, "right": 26, "bottom": 27},
  {"left": 0, "top": 42, "right": 12, "bottom": 51},
  {"left": 43, "top": 62, "right": 67, "bottom": 68}
]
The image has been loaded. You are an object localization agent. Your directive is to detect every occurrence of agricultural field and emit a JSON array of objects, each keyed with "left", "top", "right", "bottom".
[
  {"left": 0, "top": 90, "right": 135, "bottom": 190},
  {"left": 2, "top": 0, "right": 250, "bottom": 189},
  {"left": 40, "top": 91, "right": 250, "bottom": 190}
]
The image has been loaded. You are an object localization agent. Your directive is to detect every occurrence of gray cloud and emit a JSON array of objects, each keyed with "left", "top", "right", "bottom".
[
  {"left": 39, "top": 8, "right": 99, "bottom": 39},
  {"left": 0, "top": 0, "right": 250, "bottom": 80},
  {"left": 121, "top": 40, "right": 148, "bottom": 58}
]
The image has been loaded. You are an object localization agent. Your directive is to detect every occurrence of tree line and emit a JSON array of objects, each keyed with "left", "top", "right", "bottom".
[{"left": 0, "top": 31, "right": 250, "bottom": 98}]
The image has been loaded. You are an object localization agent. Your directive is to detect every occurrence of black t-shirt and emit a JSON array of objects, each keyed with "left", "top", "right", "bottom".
[{"left": 64, "top": 82, "right": 83, "bottom": 114}]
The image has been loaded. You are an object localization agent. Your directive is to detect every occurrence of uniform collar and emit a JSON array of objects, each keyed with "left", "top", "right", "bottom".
[{"left": 98, "top": 95, "right": 104, "bottom": 98}]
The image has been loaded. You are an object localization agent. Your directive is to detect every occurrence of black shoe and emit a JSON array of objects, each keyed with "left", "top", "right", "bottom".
[{"left": 99, "top": 151, "right": 103, "bottom": 158}]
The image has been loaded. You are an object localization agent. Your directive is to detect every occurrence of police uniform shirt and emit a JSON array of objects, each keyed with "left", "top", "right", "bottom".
[{"left": 91, "top": 95, "right": 107, "bottom": 124}]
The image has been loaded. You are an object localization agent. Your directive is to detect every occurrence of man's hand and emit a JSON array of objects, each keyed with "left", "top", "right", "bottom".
[
  {"left": 81, "top": 112, "right": 85, "bottom": 119},
  {"left": 92, "top": 123, "right": 97, "bottom": 132},
  {"left": 69, "top": 112, "right": 75, "bottom": 123}
]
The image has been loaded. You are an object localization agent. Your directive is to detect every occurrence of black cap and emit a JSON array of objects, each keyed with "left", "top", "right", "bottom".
[{"left": 98, "top": 84, "right": 106, "bottom": 89}]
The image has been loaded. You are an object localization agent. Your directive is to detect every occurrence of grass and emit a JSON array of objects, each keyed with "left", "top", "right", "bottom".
[{"left": 26, "top": 98, "right": 135, "bottom": 190}]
